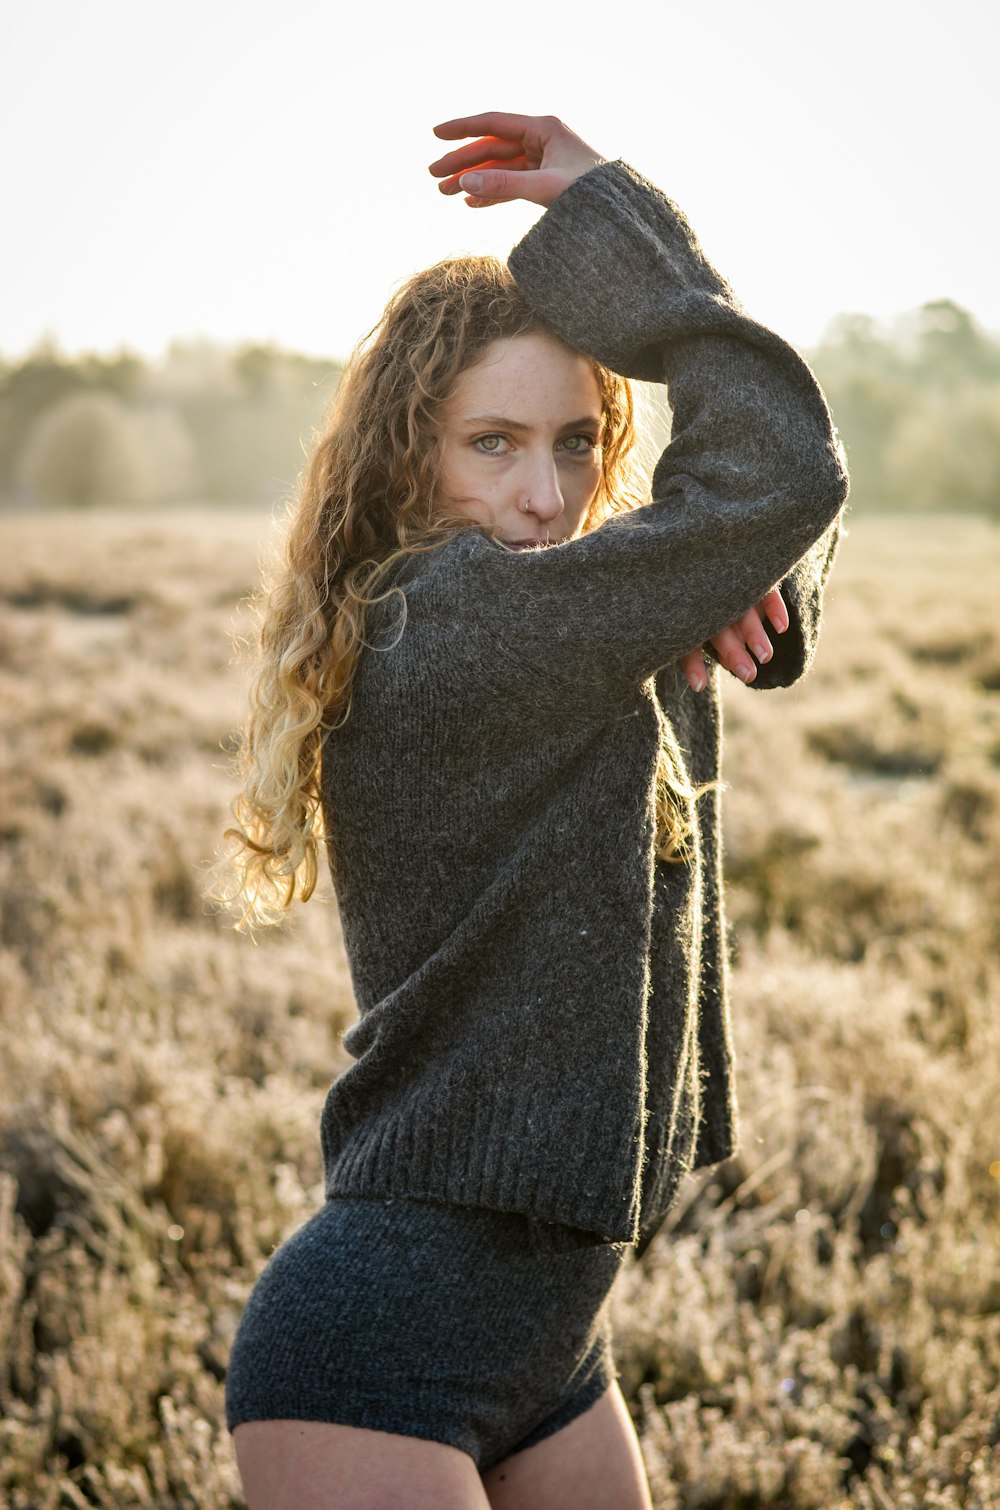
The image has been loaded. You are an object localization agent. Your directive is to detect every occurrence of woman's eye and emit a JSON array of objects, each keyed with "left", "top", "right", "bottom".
[{"left": 471, "top": 432, "right": 598, "bottom": 456}]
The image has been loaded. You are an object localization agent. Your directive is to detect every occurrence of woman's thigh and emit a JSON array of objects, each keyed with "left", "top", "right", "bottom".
[
  {"left": 233, "top": 1419, "right": 492, "bottom": 1510},
  {"left": 480, "top": 1381, "right": 654, "bottom": 1510}
]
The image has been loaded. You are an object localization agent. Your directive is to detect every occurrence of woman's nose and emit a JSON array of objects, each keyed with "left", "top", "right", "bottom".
[{"left": 520, "top": 456, "right": 564, "bottom": 519}]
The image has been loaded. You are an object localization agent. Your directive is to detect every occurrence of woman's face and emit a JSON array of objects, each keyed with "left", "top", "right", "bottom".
[{"left": 435, "top": 330, "right": 604, "bottom": 549}]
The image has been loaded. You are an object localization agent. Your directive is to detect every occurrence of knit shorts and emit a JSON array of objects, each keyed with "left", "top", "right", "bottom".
[{"left": 224, "top": 1195, "right": 630, "bottom": 1472}]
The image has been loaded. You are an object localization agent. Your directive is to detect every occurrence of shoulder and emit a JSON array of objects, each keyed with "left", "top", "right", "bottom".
[
  {"left": 359, "top": 528, "right": 504, "bottom": 663},
  {"left": 391, "top": 525, "right": 500, "bottom": 597}
]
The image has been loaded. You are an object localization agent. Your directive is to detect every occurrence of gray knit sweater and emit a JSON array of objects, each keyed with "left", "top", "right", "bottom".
[{"left": 319, "top": 160, "right": 849, "bottom": 1257}]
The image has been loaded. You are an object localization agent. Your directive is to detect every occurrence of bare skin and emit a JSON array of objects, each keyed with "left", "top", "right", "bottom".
[
  {"left": 232, "top": 110, "right": 785, "bottom": 1508},
  {"left": 429, "top": 110, "right": 790, "bottom": 691},
  {"left": 232, "top": 1380, "right": 652, "bottom": 1510}
]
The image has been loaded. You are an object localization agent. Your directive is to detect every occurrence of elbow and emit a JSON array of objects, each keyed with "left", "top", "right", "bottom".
[
  {"left": 788, "top": 432, "right": 850, "bottom": 530},
  {"left": 817, "top": 429, "right": 851, "bottom": 512},
  {"left": 758, "top": 408, "right": 850, "bottom": 532}
]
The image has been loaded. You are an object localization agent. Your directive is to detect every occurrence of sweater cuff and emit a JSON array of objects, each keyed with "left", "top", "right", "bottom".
[
  {"left": 733, "top": 507, "right": 846, "bottom": 690},
  {"left": 507, "top": 159, "right": 743, "bottom": 381}
]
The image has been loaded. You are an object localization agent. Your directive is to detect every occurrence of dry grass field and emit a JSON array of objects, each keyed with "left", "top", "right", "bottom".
[{"left": 0, "top": 505, "right": 998, "bottom": 1508}]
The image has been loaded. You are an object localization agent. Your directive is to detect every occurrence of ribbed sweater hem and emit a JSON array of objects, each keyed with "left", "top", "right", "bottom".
[{"left": 321, "top": 1070, "right": 645, "bottom": 1245}]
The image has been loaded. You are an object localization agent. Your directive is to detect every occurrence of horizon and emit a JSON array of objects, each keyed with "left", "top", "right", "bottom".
[
  {"left": 6, "top": 290, "right": 998, "bottom": 372},
  {"left": 4, "top": 0, "right": 997, "bottom": 365}
]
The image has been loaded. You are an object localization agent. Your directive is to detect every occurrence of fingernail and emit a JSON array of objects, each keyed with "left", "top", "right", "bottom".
[
  {"left": 460, "top": 172, "right": 484, "bottom": 191},
  {"left": 736, "top": 663, "right": 755, "bottom": 683},
  {"left": 688, "top": 671, "right": 706, "bottom": 692},
  {"left": 753, "top": 641, "right": 772, "bottom": 662}
]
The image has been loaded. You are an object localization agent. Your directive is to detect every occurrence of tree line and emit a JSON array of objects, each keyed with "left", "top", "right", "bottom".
[
  {"left": 0, "top": 341, "right": 342, "bottom": 509},
  {"left": 809, "top": 299, "right": 1000, "bottom": 515},
  {"left": 2, "top": 299, "right": 998, "bottom": 514}
]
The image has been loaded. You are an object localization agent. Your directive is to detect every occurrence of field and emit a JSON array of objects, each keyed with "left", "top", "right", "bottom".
[{"left": 1, "top": 506, "right": 998, "bottom": 1508}]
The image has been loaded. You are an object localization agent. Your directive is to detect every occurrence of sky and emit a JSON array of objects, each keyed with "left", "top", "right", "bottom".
[{"left": 3, "top": 0, "right": 998, "bottom": 364}]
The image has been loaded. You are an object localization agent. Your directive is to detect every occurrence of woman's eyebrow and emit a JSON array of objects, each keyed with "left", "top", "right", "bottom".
[{"left": 461, "top": 414, "right": 601, "bottom": 431}]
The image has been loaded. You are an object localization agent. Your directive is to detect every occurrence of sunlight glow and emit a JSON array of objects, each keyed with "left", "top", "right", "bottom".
[{"left": 3, "top": 0, "right": 997, "bottom": 361}]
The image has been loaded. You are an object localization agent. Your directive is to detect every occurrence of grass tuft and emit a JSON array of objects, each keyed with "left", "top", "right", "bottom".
[{"left": 1, "top": 509, "right": 998, "bottom": 1506}]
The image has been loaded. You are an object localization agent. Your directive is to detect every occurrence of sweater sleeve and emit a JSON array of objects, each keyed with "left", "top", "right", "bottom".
[
  {"left": 420, "top": 159, "right": 850, "bottom": 716},
  {"left": 708, "top": 507, "right": 847, "bottom": 691}
]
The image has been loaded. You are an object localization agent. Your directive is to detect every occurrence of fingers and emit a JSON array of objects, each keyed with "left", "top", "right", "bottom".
[
  {"left": 435, "top": 156, "right": 530, "bottom": 197},
  {"left": 429, "top": 136, "right": 528, "bottom": 181},
  {"left": 432, "top": 112, "right": 554, "bottom": 142},
  {"left": 736, "top": 606, "right": 774, "bottom": 665},
  {"left": 759, "top": 586, "right": 789, "bottom": 634},
  {"left": 680, "top": 647, "right": 708, "bottom": 693},
  {"left": 707, "top": 626, "right": 757, "bottom": 683},
  {"left": 709, "top": 609, "right": 773, "bottom": 686},
  {"left": 682, "top": 587, "right": 791, "bottom": 694},
  {"left": 429, "top": 114, "right": 602, "bottom": 211},
  {"left": 456, "top": 165, "right": 569, "bottom": 209}
]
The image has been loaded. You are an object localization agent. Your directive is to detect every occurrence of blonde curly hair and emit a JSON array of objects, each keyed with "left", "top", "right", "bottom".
[{"left": 206, "top": 254, "right": 715, "bottom": 930}]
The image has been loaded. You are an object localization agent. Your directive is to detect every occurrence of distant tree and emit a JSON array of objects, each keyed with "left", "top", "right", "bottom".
[
  {"left": 79, "top": 350, "right": 146, "bottom": 399},
  {"left": 810, "top": 300, "right": 1000, "bottom": 513},
  {"left": 0, "top": 341, "right": 148, "bottom": 493},
  {"left": 233, "top": 343, "right": 280, "bottom": 399},
  {"left": 132, "top": 406, "right": 201, "bottom": 500},
  {"left": 885, "top": 383, "right": 1000, "bottom": 518},
  {"left": 0, "top": 345, "right": 87, "bottom": 488},
  {"left": 810, "top": 314, "right": 911, "bottom": 507},
  {"left": 909, "top": 299, "right": 998, "bottom": 384},
  {"left": 17, "top": 391, "right": 154, "bottom": 506},
  {"left": 158, "top": 338, "right": 241, "bottom": 396}
]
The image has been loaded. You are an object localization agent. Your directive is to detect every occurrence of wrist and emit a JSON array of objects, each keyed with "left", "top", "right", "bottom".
[{"left": 548, "top": 153, "right": 609, "bottom": 206}]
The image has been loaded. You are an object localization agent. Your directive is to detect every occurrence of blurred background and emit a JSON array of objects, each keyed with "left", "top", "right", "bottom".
[
  {"left": 2, "top": 3, "right": 1000, "bottom": 1507},
  {"left": 3, "top": 0, "right": 999, "bottom": 516}
]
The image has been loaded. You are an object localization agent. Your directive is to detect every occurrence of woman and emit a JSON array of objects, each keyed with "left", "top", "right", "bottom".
[{"left": 215, "top": 113, "right": 849, "bottom": 1509}]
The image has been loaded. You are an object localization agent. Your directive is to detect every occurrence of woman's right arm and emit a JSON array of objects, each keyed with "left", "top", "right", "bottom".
[{"left": 425, "top": 123, "right": 849, "bottom": 716}]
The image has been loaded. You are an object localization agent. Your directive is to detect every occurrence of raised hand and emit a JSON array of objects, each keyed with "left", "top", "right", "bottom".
[
  {"left": 429, "top": 112, "right": 606, "bottom": 209},
  {"left": 681, "top": 587, "right": 790, "bottom": 691}
]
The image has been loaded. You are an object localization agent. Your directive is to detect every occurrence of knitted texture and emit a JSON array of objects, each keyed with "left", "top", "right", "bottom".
[
  {"left": 224, "top": 1197, "right": 624, "bottom": 1464},
  {"left": 318, "top": 160, "right": 850, "bottom": 1253}
]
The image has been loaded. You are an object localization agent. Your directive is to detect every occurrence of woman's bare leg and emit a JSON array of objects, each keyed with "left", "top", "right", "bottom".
[
  {"left": 232, "top": 1420, "right": 492, "bottom": 1510},
  {"left": 480, "top": 1381, "right": 654, "bottom": 1510}
]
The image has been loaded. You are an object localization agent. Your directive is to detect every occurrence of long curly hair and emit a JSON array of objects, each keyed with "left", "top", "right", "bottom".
[{"left": 205, "top": 254, "right": 714, "bottom": 930}]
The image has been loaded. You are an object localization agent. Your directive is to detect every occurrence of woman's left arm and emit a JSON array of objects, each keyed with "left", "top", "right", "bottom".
[
  {"left": 431, "top": 114, "right": 847, "bottom": 699},
  {"left": 428, "top": 116, "right": 850, "bottom": 716}
]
